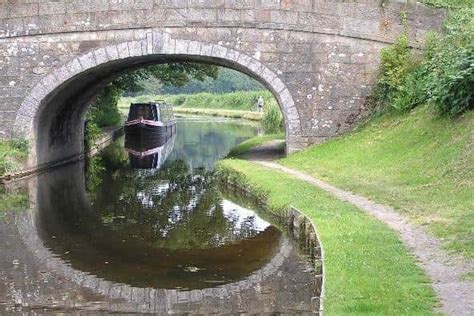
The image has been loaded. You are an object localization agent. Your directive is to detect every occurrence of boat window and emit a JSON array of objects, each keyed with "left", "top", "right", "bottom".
[
  {"left": 132, "top": 104, "right": 154, "bottom": 120},
  {"left": 152, "top": 103, "right": 159, "bottom": 121}
]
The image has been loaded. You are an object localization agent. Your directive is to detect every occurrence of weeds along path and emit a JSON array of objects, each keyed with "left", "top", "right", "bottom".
[{"left": 244, "top": 143, "right": 473, "bottom": 315}]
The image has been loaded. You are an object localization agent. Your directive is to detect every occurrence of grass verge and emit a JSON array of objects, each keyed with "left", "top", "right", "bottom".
[
  {"left": 218, "top": 159, "right": 437, "bottom": 314},
  {"left": 173, "top": 108, "right": 263, "bottom": 121},
  {"left": 118, "top": 90, "right": 276, "bottom": 111},
  {"left": 118, "top": 91, "right": 284, "bottom": 131},
  {"left": 281, "top": 106, "right": 473, "bottom": 258},
  {"left": 227, "top": 133, "right": 285, "bottom": 157},
  {"left": 0, "top": 140, "right": 28, "bottom": 177}
]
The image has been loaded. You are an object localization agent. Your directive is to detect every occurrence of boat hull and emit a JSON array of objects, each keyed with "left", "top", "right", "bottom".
[{"left": 124, "top": 122, "right": 176, "bottom": 143}]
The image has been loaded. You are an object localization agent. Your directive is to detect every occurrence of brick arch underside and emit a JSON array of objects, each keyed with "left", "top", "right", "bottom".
[{"left": 13, "top": 33, "right": 300, "bottom": 167}]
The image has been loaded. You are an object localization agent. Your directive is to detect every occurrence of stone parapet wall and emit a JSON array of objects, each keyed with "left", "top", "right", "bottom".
[{"left": 0, "top": 0, "right": 444, "bottom": 46}]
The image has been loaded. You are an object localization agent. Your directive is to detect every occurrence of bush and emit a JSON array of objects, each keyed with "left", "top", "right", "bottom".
[
  {"left": 84, "top": 111, "right": 102, "bottom": 150},
  {"left": 425, "top": 8, "right": 474, "bottom": 116},
  {"left": 172, "top": 95, "right": 187, "bottom": 106},
  {"left": 165, "top": 91, "right": 275, "bottom": 111},
  {"left": 430, "top": 42, "right": 473, "bottom": 116},
  {"left": 371, "top": 32, "right": 417, "bottom": 112},
  {"left": 10, "top": 139, "right": 29, "bottom": 153},
  {"left": 371, "top": 8, "right": 473, "bottom": 117},
  {"left": 262, "top": 100, "right": 284, "bottom": 134},
  {"left": 89, "top": 84, "right": 123, "bottom": 127}
]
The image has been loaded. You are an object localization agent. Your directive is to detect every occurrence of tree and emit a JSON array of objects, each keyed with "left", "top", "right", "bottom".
[
  {"left": 88, "top": 62, "right": 218, "bottom": 128},
  {"left": 157, "top": 67, "right": 265, "bottom": 94}
]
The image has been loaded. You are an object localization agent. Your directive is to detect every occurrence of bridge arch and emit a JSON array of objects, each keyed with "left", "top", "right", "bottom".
[{"left": 13, "top": 32, "right": 300, "bottom": 167}]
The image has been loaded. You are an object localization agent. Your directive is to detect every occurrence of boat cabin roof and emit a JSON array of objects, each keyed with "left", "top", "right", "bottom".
[{"left": 127, "top": 102, "right": 175, "bottom": 122}]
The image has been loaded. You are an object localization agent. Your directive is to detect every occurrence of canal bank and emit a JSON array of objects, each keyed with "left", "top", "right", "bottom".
[
  {"left": 218, "top": 159, "right": 438, "bottom": 314},
  {"left": 174, "top": 108, "right": 263, "bottom": 121},
  {"left": 0, "top": 126, "right": 124, "bottom": 183},
  {"left": 220, "top": 106, "right": 474, "bottom": 315}
]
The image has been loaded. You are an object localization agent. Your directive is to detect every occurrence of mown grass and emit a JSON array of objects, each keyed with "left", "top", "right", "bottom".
[
  {"left": 0, "top": 140, "right": 28, "bottom": 177},
  {"left": 174, "top": 108, "right": 263, "bottom": 121},
  {"left": 218, "top": 159, "right": 437, "bottom": 315},
  {"left": 227, "top": 133, "right": 285, "bottom": 157},
  {"left": 282, "top": 106, "right": 474, "bottom": 258}
]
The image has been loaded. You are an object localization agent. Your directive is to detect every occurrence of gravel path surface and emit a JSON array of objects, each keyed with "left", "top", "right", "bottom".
[{"left": 244, "top": 142, "right": 474, "bottom": 315}]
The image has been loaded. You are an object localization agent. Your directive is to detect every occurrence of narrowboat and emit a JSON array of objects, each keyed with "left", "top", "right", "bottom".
[{"left": 124, "top": 101, "right": 176, "bottom": 141}]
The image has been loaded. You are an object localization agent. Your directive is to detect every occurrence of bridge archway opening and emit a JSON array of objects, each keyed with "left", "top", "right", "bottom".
[{"left": 14, "top": 38, "right": 299, "bottom": 168}]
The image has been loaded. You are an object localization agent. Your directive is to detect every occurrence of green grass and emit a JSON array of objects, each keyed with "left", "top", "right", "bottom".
[
  {"left": 0, "top": 139, "right": 28, "bottom": 177},
  {"left": 118, "top": 91, "right": 283, "bottom": 124},
  {"left": 218, "top": 159, "right": 437, "bottom": 314},
  {"left": 0, "top": 186, "right": 28, "bottom": 218},
  {"left": 227, "top": 133, "right": 285, "bottom": 157},
  {"left": 118, "top": 90, "right": 277, "bottom": 112},
  {"left": 420, "top": 0, "right": 473, "bottom": 8},
  {"left": 282, "top": 106, "right": 474, "bottom": 258},
  {"left": 173, "top": 108, "right": 263, "bottom": 121}
]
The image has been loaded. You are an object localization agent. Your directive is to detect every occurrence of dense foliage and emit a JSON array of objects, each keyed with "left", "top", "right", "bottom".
[
  {"left": 372, "top": 8, "right": 473, "bottom": 117},
  {"left": 262, "top": 101, "right": 284, "bottom": 134},
  {"left": 158, "top": 90, "right": 274, "bottom": 111},
  {"left": 135, "top": 67, "right": 265, "bottom": 95},
  {"left": 421, "top": 0, "right": 473, "bottom": 8},
  {"left": 162, "top": 67, "right": 264, "bottom": 94},
  {"left": 90, "top": 62, "right": 218, "bottom": 128}
]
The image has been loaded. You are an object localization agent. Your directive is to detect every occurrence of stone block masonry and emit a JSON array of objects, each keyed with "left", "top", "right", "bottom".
[{"left": 0, "top": 0, "right": 445, "bottom": 168}]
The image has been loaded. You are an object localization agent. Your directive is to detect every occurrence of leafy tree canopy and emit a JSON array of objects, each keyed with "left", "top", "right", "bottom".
[
  {"left": 88, "top": 62, "right": 218, "bottom": 129},
  {"left": 117, "top": 62, "right": 219, "bottom": 94}
]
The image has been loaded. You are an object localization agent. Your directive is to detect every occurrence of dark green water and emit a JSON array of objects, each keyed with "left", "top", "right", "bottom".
[
  {"left": 39, "top": 118, "right": 279, "bottom": 290},
  {"left": 0, "top": 117, "right": 319, "bottom": 313}
]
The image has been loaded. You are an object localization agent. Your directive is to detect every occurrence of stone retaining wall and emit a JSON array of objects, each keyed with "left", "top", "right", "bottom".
[{"left": 220, "top": 175, "right": 326, "bottom": 313}]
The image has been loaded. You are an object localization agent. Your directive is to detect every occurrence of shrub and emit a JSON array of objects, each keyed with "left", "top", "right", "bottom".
[
  {"left": 262, "top": 100, "right": 284, "bottom": 134},
  {"left": 84, "top": 111, "right": 102, "bottom": 150},
  {"left": 429, "top": 42, "right": 473, "bottom": 116},
  {"left": 10, "top": 139, "right": 29, "bottom": 153},
  {"left": 89, "top": 84, "right": 122, "bottom": 128},
  {"left": 371, "top": 8, "right": 473, "bottom": 117},
  {"left": 371, "top": 32, "right": 417, "bottom": 112},
  {"left": 424, "top": 8, "right": 474, "bottom": 116},
  {"left": 172, "top": 95, "right": 187, "bottom": 106},
  {"left": 163, "top": 91, "right": 276, "bottom": 111}
]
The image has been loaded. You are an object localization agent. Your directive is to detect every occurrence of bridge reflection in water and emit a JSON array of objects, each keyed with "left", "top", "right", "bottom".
[{"left": 2, "top": 118, "right": 319, "bottom": 314}]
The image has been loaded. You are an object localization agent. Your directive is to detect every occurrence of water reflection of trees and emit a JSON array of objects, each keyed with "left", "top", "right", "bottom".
[
  {"left": 82, "top": 119, "right": 264, "bottom": 250},
  {"left": 35, "top": 118, "right": 282, "bottom": 289},
  {"left": 89, "top": 158, "right": 267, "bottom": 250}
]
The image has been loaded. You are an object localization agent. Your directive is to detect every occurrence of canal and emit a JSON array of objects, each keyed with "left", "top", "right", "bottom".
[{"left": 0, "top": 117, "right": 319, "bottom": 314}]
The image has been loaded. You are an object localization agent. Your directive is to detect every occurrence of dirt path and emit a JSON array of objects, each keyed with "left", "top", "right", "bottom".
[
  {"left": 243, "top": 139, "right": 286, "bottom": 161},
  {"left": 244, "top": 143, "right": 473, "bottom": 315}
]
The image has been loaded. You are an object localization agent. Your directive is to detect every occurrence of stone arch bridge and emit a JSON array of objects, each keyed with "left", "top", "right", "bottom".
[{"left": 0, "top": 0, "right": 444, "bottom": 168}]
